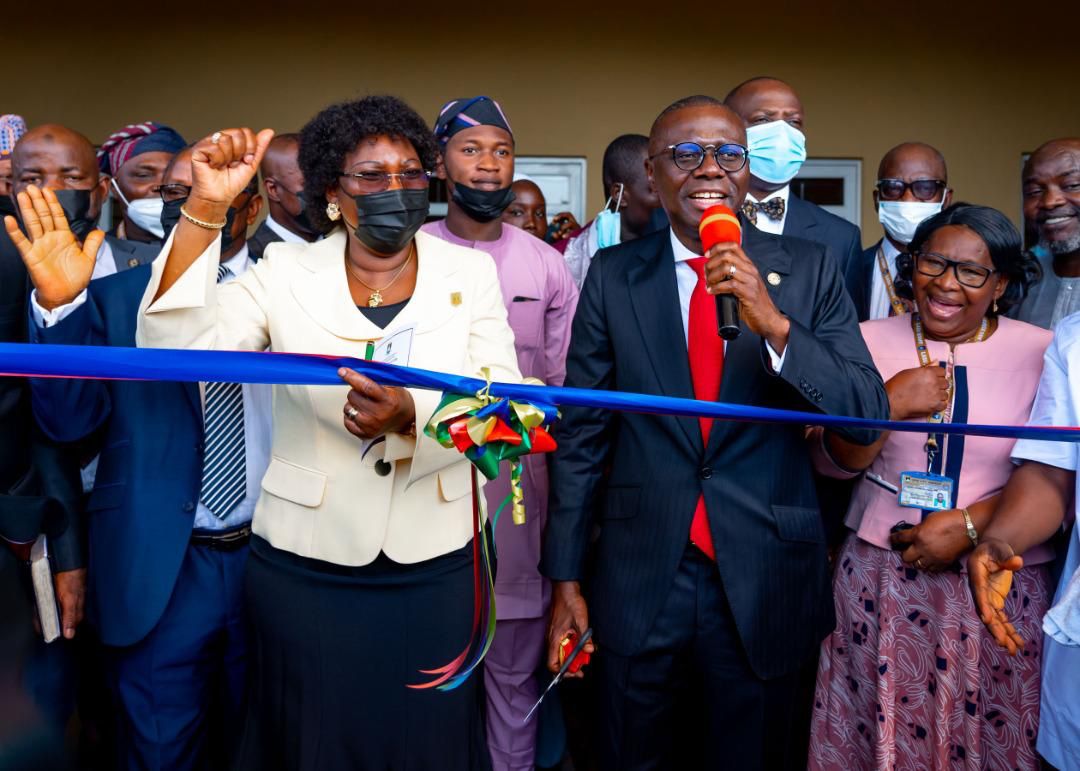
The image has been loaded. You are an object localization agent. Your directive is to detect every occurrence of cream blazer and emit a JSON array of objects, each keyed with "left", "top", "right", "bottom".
[{"left": 136, "top": 228, "right": 522, "bottom": 566}]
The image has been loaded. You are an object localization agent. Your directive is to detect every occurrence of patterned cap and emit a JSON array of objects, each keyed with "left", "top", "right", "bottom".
[
  {"left": 433, "top": 96, "right": 512, "bottom": 145},
  {"left": 0, "top": 114, "right": 27, "bottom": 157},
  {"left": 97, "top": 121, "right": 186, "bottom": 176}
]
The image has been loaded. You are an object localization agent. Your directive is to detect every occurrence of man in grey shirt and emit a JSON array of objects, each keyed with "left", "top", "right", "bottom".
[{"left": 1012, "top": 138, "right": 1080, "bottom": 328}]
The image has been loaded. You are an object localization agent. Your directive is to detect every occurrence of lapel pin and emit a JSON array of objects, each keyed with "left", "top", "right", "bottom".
[
  {"left": 450, "top": 292, "right": 462, "bottom": 306},
  {"left": 766, "top": 272, "right": 782, "bottom": 286}
]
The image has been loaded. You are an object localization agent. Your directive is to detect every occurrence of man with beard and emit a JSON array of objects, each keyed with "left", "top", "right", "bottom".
[
  {"left": 248, "top": 133, "right": 323, "bottom": 260},
  {"left": 422, "top": 96, "right": 578, "bottom": 771},
  {"left": 1011, "top": 138, "right": 1080, "bottom": 328},
  {"left": 542, "top": 95, "right": 886, "bottom": 770}
]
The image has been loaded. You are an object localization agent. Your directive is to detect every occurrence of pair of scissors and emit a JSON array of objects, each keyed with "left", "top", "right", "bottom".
[{"left": 522, "top": 627, "right": 593, "bottom": 724}]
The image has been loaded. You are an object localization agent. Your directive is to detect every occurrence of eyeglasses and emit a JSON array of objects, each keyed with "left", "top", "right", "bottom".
[
  {"left": 876, "top": 178, "right": 946, "bottom": 202},
  {"left": 914, "top": 251, "right": 996, "bottom": 288},
  {"left": 159, "top": 184, "right": 256, "bottom": 204},
  {"left": 338, "top": 169, "right": 432, "bottom": 195},
  {"left": 650, "top": 142, "right": 750, "bottom": 173}
]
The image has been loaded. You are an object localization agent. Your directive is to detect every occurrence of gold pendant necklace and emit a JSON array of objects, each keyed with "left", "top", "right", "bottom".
[{"left": 346, "top": 243, "right": 415, "bottom": 307}]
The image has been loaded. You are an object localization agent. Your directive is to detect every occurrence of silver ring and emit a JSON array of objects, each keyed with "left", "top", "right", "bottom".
[
  {"left": 915, "top": 558, "right": 925, "bottom": 570},
  {"left": 346, "top": 406, "right": 359, "bottom": 420},
  {"left": 211, "top": 131, "right": 222, "bottom": 144},
  {"left": 728, "top": 264, "right": 737, "bottom": 277}
]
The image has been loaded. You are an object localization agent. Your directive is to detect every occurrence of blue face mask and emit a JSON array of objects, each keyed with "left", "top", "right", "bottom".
[
  {"left": 746, "top": 121, "right": 807, "bottom": 185},
  {"left": 594, "top": 183, "right": 624, "bottom": 250}
]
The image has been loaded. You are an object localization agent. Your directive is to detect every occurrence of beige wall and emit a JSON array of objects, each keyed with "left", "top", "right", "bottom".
[{"left": 7, "top": 4, "right": 1077, "bottom": 245}]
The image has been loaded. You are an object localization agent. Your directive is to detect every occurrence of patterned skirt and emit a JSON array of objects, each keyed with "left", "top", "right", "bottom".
[{"left": 809, "top": 534, "right": 1050, "bottom": 771}]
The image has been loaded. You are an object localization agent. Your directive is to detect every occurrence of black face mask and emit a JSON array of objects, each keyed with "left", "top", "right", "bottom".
[
  {"left": 293, "top": 191, "right": 320, "bottom": 237},
  {"left": 0, "top": 194, "right": 15, "bottom": 219},
  {"left": 161, "top": 197, "right": 240, "bottom": 252},
  {"left": 349, "top": 188, "right": 429, "bottom": 255},
  {"left": 451, "top": 182, "right": 515, "bottom": 223},
  {"left": 52, "top": 189, "right": 98, "bottom": 242}
]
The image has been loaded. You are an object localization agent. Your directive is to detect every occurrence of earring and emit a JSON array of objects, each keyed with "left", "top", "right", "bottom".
[
  {"left": 993, "top": 299, "right": 999, "bottom": 314},
  {"left": 326, "top": 201, "right": 341, "bottom": 221}
]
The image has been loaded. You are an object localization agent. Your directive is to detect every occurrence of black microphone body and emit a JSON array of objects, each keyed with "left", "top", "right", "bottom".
[{"left": 716, "top": 294, "right": 741, "bottom": 341}]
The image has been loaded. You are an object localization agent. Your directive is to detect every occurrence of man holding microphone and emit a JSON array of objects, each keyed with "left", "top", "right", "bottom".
[{"left": 541, "top": 95, "right": 888, "bottom": 770}]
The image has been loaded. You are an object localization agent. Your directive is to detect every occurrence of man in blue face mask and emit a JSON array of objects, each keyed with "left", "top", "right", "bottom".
[{"left": 725, "top": 77, "right": 864, "bottom": 304}]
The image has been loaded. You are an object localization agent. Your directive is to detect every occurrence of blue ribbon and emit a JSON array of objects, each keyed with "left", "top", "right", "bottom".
[{"left": 1, "top": 343, "right": 1077, "bottom": 443}]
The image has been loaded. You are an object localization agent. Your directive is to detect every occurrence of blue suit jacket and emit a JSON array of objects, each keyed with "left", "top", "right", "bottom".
[
  {"left": 541, "top": 224, "right": 888, "bottom": 679},
  {"left": 29, "top": 266, "right": 204, "bottom": 647}
]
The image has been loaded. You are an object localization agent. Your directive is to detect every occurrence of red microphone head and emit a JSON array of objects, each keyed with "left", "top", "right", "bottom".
[{"left": 698, "top": 204, "right": 742, "bottom": 251}]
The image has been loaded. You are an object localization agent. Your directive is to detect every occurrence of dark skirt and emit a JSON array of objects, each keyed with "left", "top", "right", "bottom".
[{"left": 235, "top": 535, "right": 492, "bottom": 771}]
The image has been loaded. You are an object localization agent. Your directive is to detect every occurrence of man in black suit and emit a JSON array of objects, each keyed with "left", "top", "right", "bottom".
[
  {"left": 247, "top": 133, "right": 321, "bottom": 260},
  {"left": 850, "top": 143, "right": 951, "bottom": 321},
  {"left": 541, "top": 95, "right": 888, "bottom": 770},
  {"left": 725, "top": 78, "right": 864, "bottom": 298}
]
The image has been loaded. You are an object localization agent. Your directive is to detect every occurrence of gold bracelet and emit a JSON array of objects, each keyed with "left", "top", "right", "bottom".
[
  {"left": 961, "top": 507, "right": 979, "bottom": 547},
  {"left": 179, "top": 204, "right": 227, "bottom": 230}
]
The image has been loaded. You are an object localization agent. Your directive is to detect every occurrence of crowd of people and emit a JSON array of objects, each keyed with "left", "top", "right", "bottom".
[{"left": 0, "top": 78, "right": 1078, "bottom": 771}]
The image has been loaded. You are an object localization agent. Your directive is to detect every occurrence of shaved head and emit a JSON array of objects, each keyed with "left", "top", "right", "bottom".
[
  {"left": 877, "top": 142, "right": 947, "bottom": 181},
  {"left": 12, "top": 124, "right": 98, "bottom": 180},
  {"left": 1023, "top": 137, "right": 1080, "bottom": 259},
  {"left": 1024, "top": 137, "right": 1080, "bottom": 177},
  {"left": 260, "top": 132, "right": 300, "bottom": 179},
  {"left": 723, "top": 77, "right": 802, "bottom": 121}
]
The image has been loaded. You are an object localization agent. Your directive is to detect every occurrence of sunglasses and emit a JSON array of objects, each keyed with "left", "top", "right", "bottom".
[{"left": 876, "top": 178, "right": 946, "bottom": 202}]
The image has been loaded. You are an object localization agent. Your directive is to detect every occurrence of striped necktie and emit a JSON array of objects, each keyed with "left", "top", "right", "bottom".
[{"left": 200, "top": 263, "right": 245, "bottom": 520}]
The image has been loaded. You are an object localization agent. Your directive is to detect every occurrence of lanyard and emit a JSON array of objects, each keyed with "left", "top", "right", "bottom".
[
  {"left": 911, "top": 313, "right": 988, "bottom": 470},
  {"left": 877, "top": 246, "right": 909, "bottom": 317}
]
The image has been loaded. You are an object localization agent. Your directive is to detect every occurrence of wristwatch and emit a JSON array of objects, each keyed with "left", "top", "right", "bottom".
[{"left": 961, "top": 508, "right": 979, "bottom": 548}]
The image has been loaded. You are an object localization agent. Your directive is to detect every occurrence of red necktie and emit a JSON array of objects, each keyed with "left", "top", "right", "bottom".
[{"left": 687, "top": 257, "right": 722, "bottom": 560}]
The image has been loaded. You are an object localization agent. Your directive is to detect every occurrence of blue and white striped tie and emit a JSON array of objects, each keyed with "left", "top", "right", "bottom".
[{"left": 200, "top": 263, "right": 245, "bottom": 520}]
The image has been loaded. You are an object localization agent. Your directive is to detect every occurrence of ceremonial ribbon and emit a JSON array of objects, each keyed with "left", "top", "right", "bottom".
[
  {"left": 4, "top": 341, "right": 1079, "bottom": 691},
  {"left": 2, "top": 343, "right": 1077, "bottom": 443}
]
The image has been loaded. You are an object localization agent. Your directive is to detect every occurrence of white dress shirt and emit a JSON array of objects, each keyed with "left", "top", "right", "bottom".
[
  {"left": 743, "top": 185, "right": 791, "bottom": 236},
  {"left": 263, "top": 213, "right": 308, "bottom": 244},
  {"left": 668, "top": 229, "right": 786, "bottom": 372},
  {"left": 90, "top": 238, "right": 117, "bottom": 281},
  {"left": 867, "top": 237, "right": 902, "bottom": 320},
  {"left": 31, "top": 245, "right": 272, "bottom": 531}
]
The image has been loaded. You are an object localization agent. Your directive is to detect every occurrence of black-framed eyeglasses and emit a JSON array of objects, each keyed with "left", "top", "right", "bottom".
[
  {"left": 337, "top": 169, "right": 432, "bottom": 195},
  {"left": 159, "top": 183, "right": 257, "bottom": 205},
  {"left": 876, "top": 178, "right": 946, "bottom": 202},
  {"left": 914, "top": 251, "right": 996, "bottom": 288},
  {"left": 649, "top": 142, "right": 750, "bottom": 173}
]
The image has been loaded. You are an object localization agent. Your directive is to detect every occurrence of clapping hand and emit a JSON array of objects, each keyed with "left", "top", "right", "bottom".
[
  {"left": 969, "top": 538, "right": 1025, "bottom": 655},
  {"left": 4, "top": 186, "right": 103, "bottom": 311},
  {"left": 184, "top": 128, "right": 274, "bottom": 225}
]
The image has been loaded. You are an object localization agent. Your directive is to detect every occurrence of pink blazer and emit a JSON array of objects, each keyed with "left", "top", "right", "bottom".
[{"left": 810, "top": 315, "right": 1054, "bottom": 565}]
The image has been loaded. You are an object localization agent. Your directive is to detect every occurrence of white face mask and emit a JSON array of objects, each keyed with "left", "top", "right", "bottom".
[
  {"left": 111, "top": 178, "right": 165, "bottom": 238},
  {"left": 877, "top": 200, "right": 944, "bottom": 246}
]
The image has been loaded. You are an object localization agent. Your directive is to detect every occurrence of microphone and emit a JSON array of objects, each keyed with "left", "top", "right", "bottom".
[{"left": 698, "top": 205, "right": 742, "bottom": 340}]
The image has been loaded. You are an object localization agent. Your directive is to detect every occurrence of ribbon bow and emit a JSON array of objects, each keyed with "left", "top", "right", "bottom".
[{"left": 424, "top": 368, "right": 559, "bottom": 526}]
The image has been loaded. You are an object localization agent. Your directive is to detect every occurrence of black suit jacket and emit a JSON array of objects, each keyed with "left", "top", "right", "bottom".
[
  {"left": 0, "top": 231, "right": 84, "bottom": 570},
  {"left": 849, "top": 240, "right": 883, "bottom": 322},
  {"left": 247, "top": 221, "right": 283, "bottom": 261},
  {"left": 784, "top": 196, "right": 864, "bottom": 302},
  {"left": 541, "top": 224, "right": 888, "bottom": 679}
]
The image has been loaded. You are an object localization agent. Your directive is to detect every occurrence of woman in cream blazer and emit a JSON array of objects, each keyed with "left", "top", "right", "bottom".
[{"left": 137, "top": 97, "right": 521, "bottom": 771}]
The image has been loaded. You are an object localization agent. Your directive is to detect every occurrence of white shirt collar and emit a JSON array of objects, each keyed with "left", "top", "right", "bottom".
[
  {"left": 745, "top": 185, "right": 791, "bottom": 207},
  {"left": 263, "top": 213, "right": 307, "bottom": 244},
  {"left": 221, "top": 244, "right": 251, "bottom": 277},
  {"left": 669, "top": 227, "right": 700, "bottom": 263}
]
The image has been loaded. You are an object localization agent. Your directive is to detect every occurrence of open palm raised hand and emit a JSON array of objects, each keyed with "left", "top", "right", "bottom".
[{"left": 4, "top": 185, "right": 103, "bottom": 311}]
